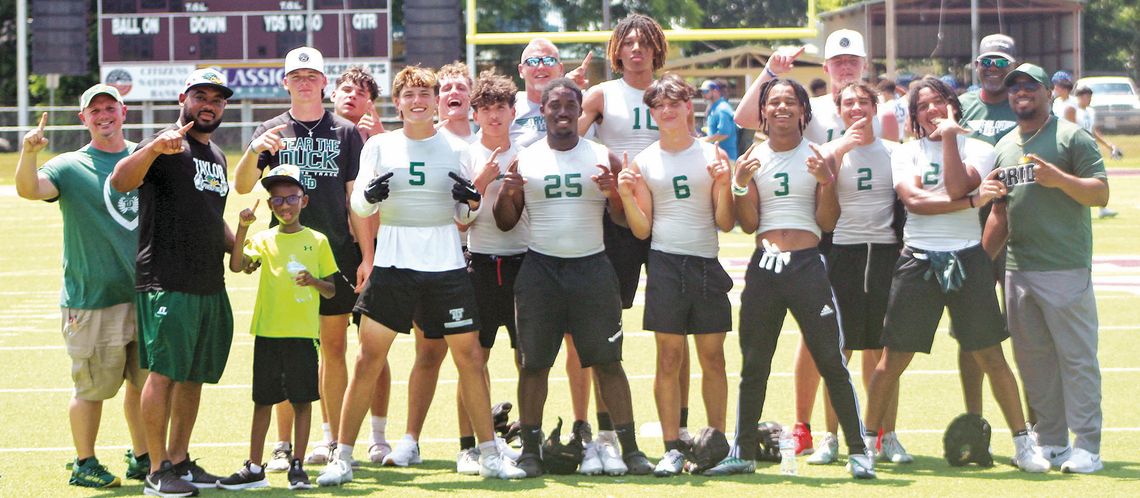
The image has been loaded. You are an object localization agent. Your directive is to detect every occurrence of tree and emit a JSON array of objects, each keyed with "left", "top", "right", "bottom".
[{"left": 1082, "top": 0, "right": 1138, "bottom": 79}]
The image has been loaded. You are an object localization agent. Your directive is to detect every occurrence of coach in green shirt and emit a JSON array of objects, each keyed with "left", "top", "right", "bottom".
[
  {"left": 984, "top": 63, "right": 1109, "bottom": 474},
  {"left": 14, "top": 84, "right": 148, "bottom": 488}
]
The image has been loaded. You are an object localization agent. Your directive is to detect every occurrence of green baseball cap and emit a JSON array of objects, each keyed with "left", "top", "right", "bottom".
[
  {"left": 1003, "top": 63, "right": 1050, "bottom": 89},
  {"left": 79, "top": 84, "right": 124, "bottom": 110}
]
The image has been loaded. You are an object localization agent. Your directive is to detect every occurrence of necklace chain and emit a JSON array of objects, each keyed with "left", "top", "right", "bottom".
[
  {"left": 1017, "top": 116, "right": 1052, "bottom": 149},
  {"left": 290, "top": 112, "right": 325, "bottom": 138}
]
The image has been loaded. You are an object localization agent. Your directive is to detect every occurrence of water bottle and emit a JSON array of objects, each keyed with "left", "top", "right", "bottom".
[
  {"left": 286, "top": 256, "right": 312, "bottom": 303},
  {"left": 779, "top": 427, "right": 797, "bottom": 476}
]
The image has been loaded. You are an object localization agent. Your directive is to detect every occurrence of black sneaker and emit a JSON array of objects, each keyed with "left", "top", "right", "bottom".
[
  {"left": 516, "top": 452, "right": 544, "bottom": 478},
  {"left": 288, "top": 458, "right": 312, "bottom": 490},
  {"left": 217, "top": 460, "right": 269, "bottom": 490},
  {"left": 624, "top": 451, "right": 654, "bottom": 475},
  {"left": 144, "top": 460, "right": 198, "bottom": 497},
  {"left": 171, "top": 455, "right": 221, "bottom": 489}
]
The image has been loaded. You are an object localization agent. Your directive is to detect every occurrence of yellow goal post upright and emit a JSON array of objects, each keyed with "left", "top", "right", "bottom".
[{"left": 463, "top": 0, "right": 818, "bottom": 78}]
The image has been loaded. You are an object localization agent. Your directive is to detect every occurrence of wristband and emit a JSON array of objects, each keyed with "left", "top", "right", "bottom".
[
  {"left": 731, "top": 182, "right": 750, "bottom": 197},
  {"left": 765, "top": 67, "right": 777, "bottom": 79}
]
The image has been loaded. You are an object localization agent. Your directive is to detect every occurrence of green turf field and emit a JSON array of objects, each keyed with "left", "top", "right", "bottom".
[{"left": 1, "top": 149, "right": 1139, "bottom": 496}]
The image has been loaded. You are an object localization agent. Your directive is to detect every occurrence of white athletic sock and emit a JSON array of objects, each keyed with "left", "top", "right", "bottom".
[
  {"left": 371, "top": 416, "right": 388, "bottom": 444},
  {"left": 336, "top": 444, "right": 354, "bottom": 462},
  {"left": 478, "top": 440, "right": 499, "bottom": 457},
  {"left": 249, "top": 462, "right": 264, "bottom": 474},
  {"left": 322, "top": 423, "right": 333, "bottom": 443}
]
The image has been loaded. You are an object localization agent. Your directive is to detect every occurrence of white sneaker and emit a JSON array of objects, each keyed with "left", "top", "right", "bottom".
[
  {"left": 653, "top": 449, "right": 685, "bottom": 477},
  {"left": 579, "top": 442, "right": 603, "bottom": 475},
  {"left": 266, "top": 442, "right": 292, "bottom": 472},
  {"left": 315, "top": 459, "right": 352, "bottom": 487},
  {"left": 596, "top": 432, "right": 627, "bottom": 476},
  {"left": 1060, "top": 448, "right": 1103, "bottom": 474},
  {"left": 847, "top": 452, "right": 876, "bottom": 479},
  {"left": 879, "top": 432, "right": 915, "bottom": 464},
  {"left": 1012, "top": 434, "right": 1050, "bottom": 473},
  {"left": 368, "top": 441, "right": 392, "bottom": 464},
  {"left": 496, "top": 437, "right": 520, "bottom": 462},
  {"left": 306, "top": 441, "right": 332, "bottom": 465},
  {"left": 382, "top": 436, "right": 422, "bottom": 467},
  {"left": 1040, "top": 445, "right": 1071, "bottom": 468},
  {"left": 456, "top": 448, "right": 481, "bottom": 475},
  {"left": 807, "top": 433, "right": 838, "bottom": 465},
  {"left": 480, "top": 452, "right": 526, "bottom": 479}
]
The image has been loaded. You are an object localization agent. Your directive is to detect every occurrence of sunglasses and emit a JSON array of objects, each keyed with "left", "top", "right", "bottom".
[
  {"left": 978, "top": 58, "right": 1011, "bottom": 69},
  {"left": 523, "top": 56, "right": 559, "bottom": 67},
  {"left": 1008, "top": 80, "right": 1043, "bottom": 93},
  {"left": 269, "top": 194, "right": 303, "bottom": 206}
]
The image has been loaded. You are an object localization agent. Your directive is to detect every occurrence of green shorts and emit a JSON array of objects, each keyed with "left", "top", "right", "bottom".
[{"left": 137, "top": 290, "right": 234, "bottom": 383}]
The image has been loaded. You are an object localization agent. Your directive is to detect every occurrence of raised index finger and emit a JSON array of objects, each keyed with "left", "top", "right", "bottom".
[
  {"left": 788, "top": 46, "right": 806, "bottom": 60},
  {"left": 251, "top": 199, "right": 260, "bottom": 211},
  {"left": 741, "top": 142, "right": 759, "bottom": 161},
  {"left": 808, "top": 143, "right": 825, "bottom": 159},
  {"left": 507, "top": 158, "right": 520, "bottom": 173},
  {"left": 37, "top": 112, "right": 48, "bottom": 132},
  {"left": 269, "top": 123, "right": 289, "bottom": 135},
  {"left": 177, "top": 121, "right": 194, "bottom": 134},
  {"left": 488, "top": 147, "right": 502, "bottom": 164},
  {"left": 579, "top": 51, "right": 594, "bottom": 70}
]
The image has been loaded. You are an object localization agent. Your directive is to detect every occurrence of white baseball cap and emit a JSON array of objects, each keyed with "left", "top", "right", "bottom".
[
  {"left": 824, "top": 29, "right": 867, "bottom": 59},
  {"left": 285, "top": 47, "right": 325, "bottom": 75}
]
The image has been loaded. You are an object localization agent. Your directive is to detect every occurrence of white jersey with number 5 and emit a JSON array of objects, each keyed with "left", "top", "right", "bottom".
[
  {"left": 351, "top": 131, "right": 475, "bottom": 271},
  {"left": 592, "top": 79, "right": 659, "bottom": 157},
  {"left": 520, "top": 139, "right": 612, "bottom": 258},
  {"left": 635, "top": 140, "right": 721, "bottom": 258},
  {"left": 748, "top": 139, "right": 821, "bottom": 237}
]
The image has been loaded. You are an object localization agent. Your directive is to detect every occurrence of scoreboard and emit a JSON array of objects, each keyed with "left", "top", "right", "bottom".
[{"left": 98, "top": 0, "right": 391, "bottom": 100}]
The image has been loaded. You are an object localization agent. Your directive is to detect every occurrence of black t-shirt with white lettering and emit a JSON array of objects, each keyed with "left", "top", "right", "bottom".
[
  {"left": 253, "top": 111, "right": 363, "bottom": 271},
  {"left": 135, "top": 125, "right": 230, "bottom": 294}
]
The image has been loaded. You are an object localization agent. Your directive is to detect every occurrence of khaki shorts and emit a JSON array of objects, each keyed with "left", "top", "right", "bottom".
[{"left": 62, "top": 303, "right": 147, "bottom": 400}]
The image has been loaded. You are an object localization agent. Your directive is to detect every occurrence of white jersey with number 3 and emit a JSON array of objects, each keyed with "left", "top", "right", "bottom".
[
  {"left": 520, "top": 139, "right": 612, "bottom": 258},
  {"left": 749, "top": 139, "right": 821, "bottom": 237},
  {"left": 592, "top": 79, "right": 659, "bottom": 157},
  {"left": 635, "top": 140, "right": 721, "bottom": 258}
]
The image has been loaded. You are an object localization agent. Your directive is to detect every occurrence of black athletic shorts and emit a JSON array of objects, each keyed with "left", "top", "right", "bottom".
[
  {"left": 469, "top": 252, "right": 524, "bottom": 349},
  {"left": 828, "top": 243, "right": 901, "bottom": 350},
  {"left": 643, "top": 249, "right": 733, "bottom": 335},
  {"left": 881, "top": 244, "right": 1008, "bottom": 354},
  {"left": 252, "top": 336, "right": 320, "bottom": 405},
  {"left": 320, "top": 271, "right": 358, "bottom": 316},
  {"left": 354, "top": 266, "right": 481, "bottom": 338},
  {"left": 603, "top": 216, "right": 650, "bottom": 309},
  {"left": 514, "top": 250, "right": 623, "bottom": 369}
]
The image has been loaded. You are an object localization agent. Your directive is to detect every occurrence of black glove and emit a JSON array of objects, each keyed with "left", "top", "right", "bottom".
[
  {"left": 492, "top": 401, "right": 512, "bottom": 437},
  {"left": 449, "top": 172, "right": 481, "bottom": 204},
  {"left": 364, "top": 172, "right": 394, "bottom": 204}
]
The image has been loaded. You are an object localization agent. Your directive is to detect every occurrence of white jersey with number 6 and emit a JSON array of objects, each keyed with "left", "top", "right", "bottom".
[
  {"left": 635, "top": 140, "right": 721, "bottom": 258},
  {"left": 520, "top": 139, "right": 612, "bottom": 258}
]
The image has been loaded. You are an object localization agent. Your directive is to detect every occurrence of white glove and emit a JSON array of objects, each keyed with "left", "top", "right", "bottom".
[{"left": 759, "top": 239, "right": 791, "bottom": 274}]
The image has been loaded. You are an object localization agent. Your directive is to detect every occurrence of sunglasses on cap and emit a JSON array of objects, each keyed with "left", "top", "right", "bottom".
[
  {"left": 978, "top": 58, "right": 1011, "bottom": 69},
  {"left": 269, "top": 194, "right": 303, "bottom": 206},
  {"left": 1008, "top": 80, "right": 1043, "bottom": 93},
  {"left": 523, "top": 56, "right": 559, "bottom": 67}
]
